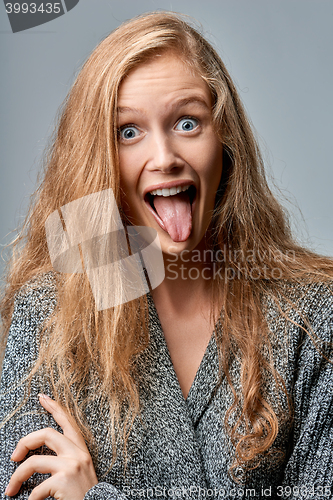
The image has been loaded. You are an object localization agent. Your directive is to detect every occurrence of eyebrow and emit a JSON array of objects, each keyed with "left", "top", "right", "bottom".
[
  {"left": 117, "top": 95, "right": 210, "bottom": 116},
  {"left": 172, "top": 96, "right": 210, "bottom": 111}
]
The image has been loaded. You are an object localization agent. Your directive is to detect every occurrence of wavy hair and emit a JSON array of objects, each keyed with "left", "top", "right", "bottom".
[{"left": 1, "top": 11, "right": 333, "bottom": 477}]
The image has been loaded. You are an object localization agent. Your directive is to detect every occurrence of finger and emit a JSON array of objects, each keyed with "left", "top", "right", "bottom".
[
  {"left": 5, "top": 455, "right": 59, "bottom": 497},
  {"left": 28, "top": 477, "right": 57, "bottom": 500},
  {"left": 11, "top": 427, "right": 77, "bottom": 461},
  {"left": 38, "top": 394, "right": 88, "bottom": 451}
]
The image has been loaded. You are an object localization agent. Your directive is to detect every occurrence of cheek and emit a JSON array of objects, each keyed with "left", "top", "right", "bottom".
[
  {"left": 119, "top": 156, "right": 137, "bottom": 197},
  {"left": 119, "top": 146, "right": 146, "bottom": 194},
  {"left": 196, "top": 143, "right": 223, "bottom": 192}
]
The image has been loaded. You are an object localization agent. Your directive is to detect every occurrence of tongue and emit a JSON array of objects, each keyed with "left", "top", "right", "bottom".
[{"left": 153, "top": 191, "right": 192, "bottom": 242}]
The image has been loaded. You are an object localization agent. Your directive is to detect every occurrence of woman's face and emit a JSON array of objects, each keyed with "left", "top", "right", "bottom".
[{"left": 117, "top": 52, "right": 222, "bottom": 255}]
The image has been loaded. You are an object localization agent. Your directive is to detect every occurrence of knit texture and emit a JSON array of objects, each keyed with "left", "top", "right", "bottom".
[{"left": 1, "top": 273, "right": 333, "bottom": 499}]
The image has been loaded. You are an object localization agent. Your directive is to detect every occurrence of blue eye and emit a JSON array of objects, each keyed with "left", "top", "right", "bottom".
[
  {"left": 175, "top": 117, "right": 199, "bottom": 132},
  {"left": 119, "top": 125, "right": 140, "bottom": 140}
]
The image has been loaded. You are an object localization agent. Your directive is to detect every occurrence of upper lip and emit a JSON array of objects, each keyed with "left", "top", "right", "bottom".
[{"left": 143, "top": 179, "right": 196, "bottom": 198}]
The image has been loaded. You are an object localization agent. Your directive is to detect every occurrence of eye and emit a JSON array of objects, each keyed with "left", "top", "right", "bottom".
[
  {"left": 119, "top": 125, "right": 140, "bottom": 141},
  {"left": 175, "top": 117, "right": 199, "bottom": 132}
]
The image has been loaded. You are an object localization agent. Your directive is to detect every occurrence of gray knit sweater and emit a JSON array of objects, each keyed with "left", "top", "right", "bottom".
[{"left": 1, "top": 273, "right": 333, "bottom": 499}]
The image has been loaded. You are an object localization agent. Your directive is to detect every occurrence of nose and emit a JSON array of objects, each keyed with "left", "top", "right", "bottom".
[{"left": 148, "top": 132, "right": 183, "bottom": 173}]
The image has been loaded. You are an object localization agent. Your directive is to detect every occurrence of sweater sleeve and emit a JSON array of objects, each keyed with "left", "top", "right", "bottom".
[
  {"left": 0, "top": 283, "right": 58, "bottom": 498},
  {"left": 279, "top": 284, "right": 333, "bottom": 499},
  {"left": 0, "top": 282, "right": 127, "bottom": 500}
]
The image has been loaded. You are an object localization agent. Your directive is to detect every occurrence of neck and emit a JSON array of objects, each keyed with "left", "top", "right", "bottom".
[{"left": 151, "top": 242, "right": 216, "bottom": 316}]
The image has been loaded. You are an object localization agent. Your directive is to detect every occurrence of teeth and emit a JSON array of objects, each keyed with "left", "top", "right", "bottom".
[{"left": 150, "top": 184, "right": 191, "bottom": 197}]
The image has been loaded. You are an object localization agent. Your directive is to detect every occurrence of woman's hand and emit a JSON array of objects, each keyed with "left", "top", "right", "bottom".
[{"left": 5, "top": 394, "right": 98, "bottom": 500}]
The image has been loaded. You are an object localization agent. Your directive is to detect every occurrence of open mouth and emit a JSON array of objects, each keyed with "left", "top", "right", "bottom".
[{"left": 144, "top": 184, "right": 196, "bottom": 242}]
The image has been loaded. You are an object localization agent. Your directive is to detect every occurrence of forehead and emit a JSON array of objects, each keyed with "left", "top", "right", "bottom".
[{"left": 118, "top": 53, "right": 212, "bottom": 110}]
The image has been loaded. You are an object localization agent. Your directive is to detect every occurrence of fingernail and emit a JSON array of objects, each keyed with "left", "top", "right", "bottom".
[
  {"left": 5, "top": 484, "right": 10, "bottom": 495},
  {"left": 38, "top": 393, "right": 51, "bottom": 400},
  {"left": 10, "top": 448, "right": 17, "bottom": 460}
]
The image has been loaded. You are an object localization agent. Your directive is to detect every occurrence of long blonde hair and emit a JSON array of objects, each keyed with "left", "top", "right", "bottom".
[{"left": 1, "top": 11, "right": 333, "bottom": 477}]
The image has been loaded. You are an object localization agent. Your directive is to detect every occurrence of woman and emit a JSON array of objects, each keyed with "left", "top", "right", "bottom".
[{"left": 1, "top": 11, "right": 333, "bottom": 500}]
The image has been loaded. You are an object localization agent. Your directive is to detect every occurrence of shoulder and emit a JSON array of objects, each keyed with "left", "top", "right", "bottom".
[
  {"left": 287, "top": 279, "right": 333, "bottom": 314},
  {"left": 1, "top": 271, "right": 58, "bottom": 385},
  {"left": 12, "top": 271, "right": 58, "bottom": 321},
  {"left": 4, "top": 272, "right": 58, "bottom": 360},
  {"left": 263, "top": 279, "right": 333, "bottom": 383},
  {"left": 265, "top": 279, "right": 333, "bottom": 335},
  {"left": 288, "top": 280, "right": 333, "bottom": 343}
]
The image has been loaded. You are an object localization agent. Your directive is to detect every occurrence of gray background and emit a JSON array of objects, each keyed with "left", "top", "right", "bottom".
[{"left": 1, "top": 0, "right": 332, "bottom": 279}]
